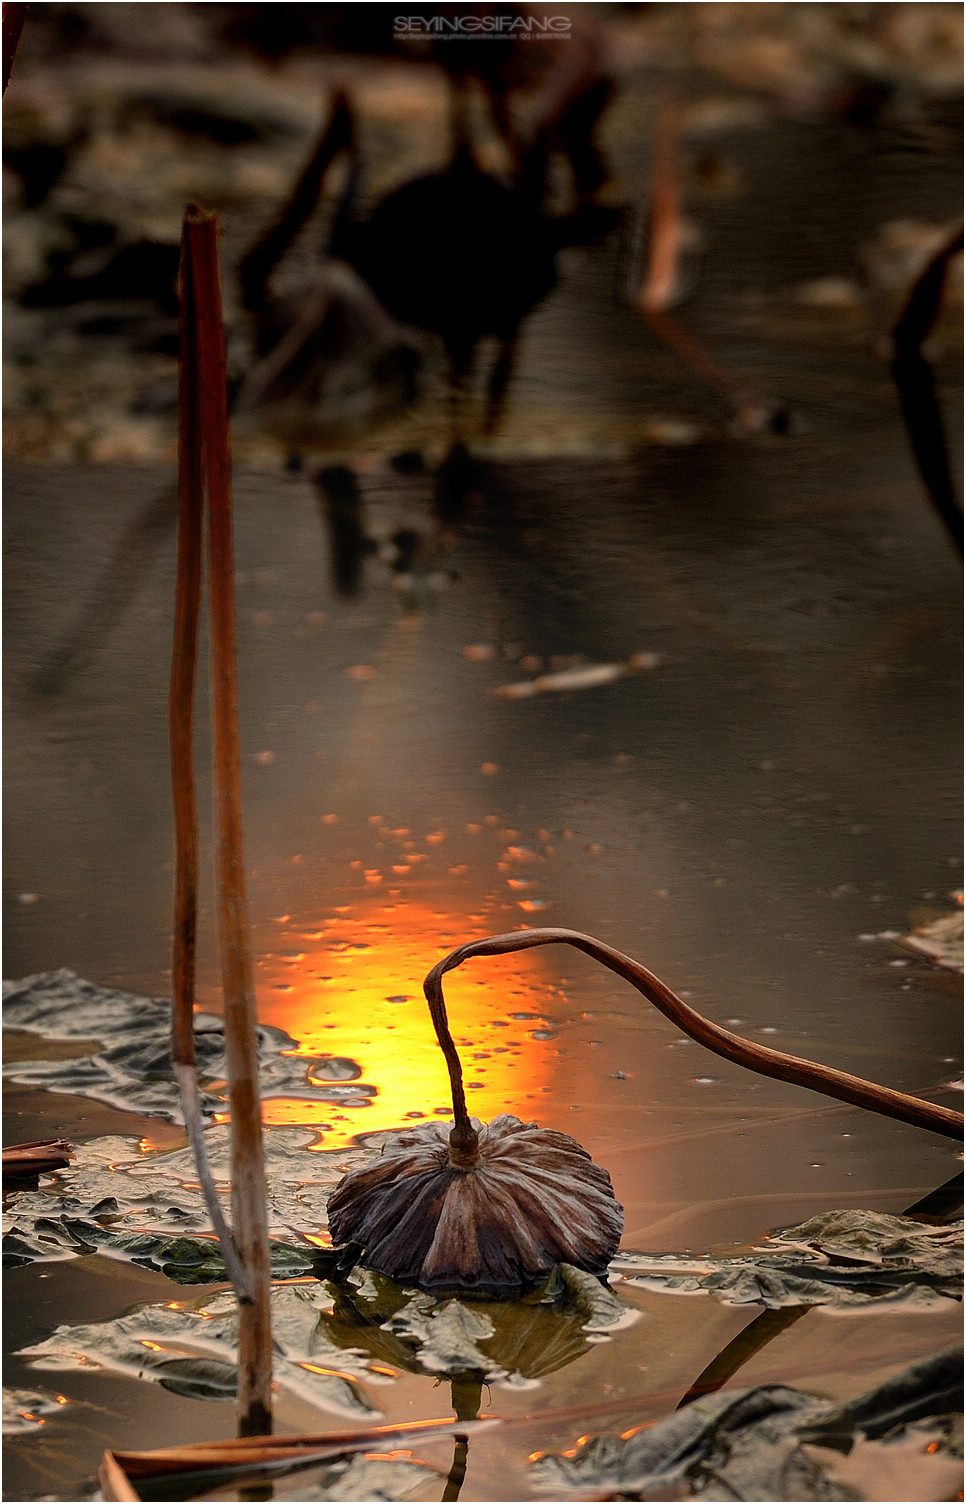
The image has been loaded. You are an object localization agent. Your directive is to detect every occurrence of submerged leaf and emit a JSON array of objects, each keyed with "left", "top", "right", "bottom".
[
  {"left": 531, "top": 1345, "right": 964, "bottom": 1501},
  {"left": 17, "top": 1286, "right": 382, "bottom": 1420},
  {"left": 2, "top": 1387, "right": 68, "bottom": 1435},
  {"left": 3, "top": 970, "right": 372, "bottom": 1123},
  {"left": 297, "top": 1453, "right": 441, "bottom": 1501},
  {"left": 612, "top": 1211, "right": 963, "bottom": 1310},
  {"left": 2, "top": 1124, "right": 381, "bottom": 1267}
]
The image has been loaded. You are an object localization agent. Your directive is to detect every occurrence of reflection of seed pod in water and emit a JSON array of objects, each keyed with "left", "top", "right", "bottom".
[
  {"left": 327, "top": 1114, "right": 623, "bottom": 1296},
  {"left": 320, "top": 1264, "right": 606, "bottom": 1384}
]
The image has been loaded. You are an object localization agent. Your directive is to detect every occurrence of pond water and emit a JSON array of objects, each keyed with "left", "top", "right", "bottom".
[{"left": 3, "top": 54, "right": 963, "bottom": 1504}]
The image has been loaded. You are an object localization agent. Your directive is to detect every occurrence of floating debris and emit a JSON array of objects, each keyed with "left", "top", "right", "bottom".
[
  {"left": 17, "top": 1257, "right": 636, "bottom": 1427},
  {"left": 492, "top": 654, "right": 662, "bottom": 699},
  {"left": 900, "top": 908, "right": 964, "bottom": 971},
  {"left": 491, "top": 663, "right": 625, "bottom": 698}
]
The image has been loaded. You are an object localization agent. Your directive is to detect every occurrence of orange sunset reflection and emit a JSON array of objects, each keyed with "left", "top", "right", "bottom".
[{"left": 250, "top": 901, "right": 559, "bottom": 1148}]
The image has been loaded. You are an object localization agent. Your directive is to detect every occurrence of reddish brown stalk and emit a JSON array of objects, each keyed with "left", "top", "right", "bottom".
[
  {"left": 424, "top": 969, "right": 478, "bottom": 1162},
  {"left": 172, "top": 214, "right": 252, "bottom": 1304},
  {"left": 177, "top": 206, "right": 273, "bottom": 1437},
  {"left": 99, "top": 1420, "right": 496, "bottom": 1500},
  {"left": 2, "top": 3, "right": 28, "bottom": 95},
  {"left": 2, "top": 1138, "right": 72, "bottom": 1176},
  {"left": 425, "top": 928, "right": 964, "bottom": 1141}
]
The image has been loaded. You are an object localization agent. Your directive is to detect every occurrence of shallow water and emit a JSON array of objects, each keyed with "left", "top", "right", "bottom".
[{"left": 3, "top": 89, "right": 963, "bottom": 1502}]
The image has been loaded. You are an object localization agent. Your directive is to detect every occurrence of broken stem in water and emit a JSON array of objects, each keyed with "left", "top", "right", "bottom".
[
  {"left": 424, "top": 928, "right": 963, "bottom": 1140},
  {"left": 172, "top": 205, "right": 273, "bottom": 1436}
]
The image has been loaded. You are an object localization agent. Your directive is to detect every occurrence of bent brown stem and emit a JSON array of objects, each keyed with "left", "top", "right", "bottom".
[
  {"left": 423, "top": 928, "right": 963, "bottom": 1141},
  {"left": 424, "top": 964, "right": 479, "bottom": 1163}
]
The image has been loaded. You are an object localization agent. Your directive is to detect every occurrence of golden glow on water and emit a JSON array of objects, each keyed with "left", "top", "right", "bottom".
[{"left": 252, "top": 899, "right": 558, "bottom": 1148}]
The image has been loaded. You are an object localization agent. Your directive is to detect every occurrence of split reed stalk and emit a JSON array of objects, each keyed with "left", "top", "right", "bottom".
[{"left": 172, "top": 205, "right": 273, "bottom": 1437}]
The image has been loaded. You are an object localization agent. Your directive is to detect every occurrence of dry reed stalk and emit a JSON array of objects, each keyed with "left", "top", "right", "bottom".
[
  {"left": 2, "top": 1139, "right": 73, "bottom": 1176},
  {"left": 171, "top": 209, "right": 253, "bottom": 1303},
  {"left": 2, "top": 2, "right": 28, "bottom": 95},
  {"left": 425, "top": 928, "right": 964, "bottom": 1139},
  {"left": 174, "top": 205, "right": 272, "bottom": 1436},
  {"left": 98, "top": 1420, "right": 495, "bottom": 1500}
]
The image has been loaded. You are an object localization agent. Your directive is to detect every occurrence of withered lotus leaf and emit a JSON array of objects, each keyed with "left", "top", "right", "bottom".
[{"left": 327, "top": 1114, "right": 623, "bottom": 1296}]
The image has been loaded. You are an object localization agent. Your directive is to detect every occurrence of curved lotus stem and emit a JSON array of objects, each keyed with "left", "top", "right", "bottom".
[{"left": 424, "top": 927, "right": 964, "bottom": 1147}]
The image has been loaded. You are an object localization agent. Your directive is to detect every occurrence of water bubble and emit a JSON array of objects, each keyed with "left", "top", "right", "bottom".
[
  {"left": 692, "top": 1076, "right": 718, "bottom": 1085},
  {"left": 385, "top": 995, "right": 410, "bottom": 1004},
  {"left": 531, "top": 1029, "right": 558, "bottom": 1041}
]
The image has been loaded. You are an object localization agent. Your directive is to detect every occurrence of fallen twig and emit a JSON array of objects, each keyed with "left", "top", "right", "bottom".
[
  {"left": 98, "top": 1419, "right": 496, "bottom": 1501},
  {"left": 1, "top": 1138, "right": 72, "bottom": 1176}
]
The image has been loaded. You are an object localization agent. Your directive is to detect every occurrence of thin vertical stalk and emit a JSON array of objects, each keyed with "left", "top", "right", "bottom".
[
  {"left": 172, "top": 217, "right": 252, "bottom": 1302},
  {"left": 178, "top": 205, "right": 273, "bottom": 1437}
]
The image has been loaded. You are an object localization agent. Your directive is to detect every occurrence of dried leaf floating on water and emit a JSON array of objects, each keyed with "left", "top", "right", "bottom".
[
  {"left": 612, "top": 1211, "right": 963, "bottom": 1310},
  {"left": 329, "top": 1115, "right": 624, "bottom": 1295}
]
